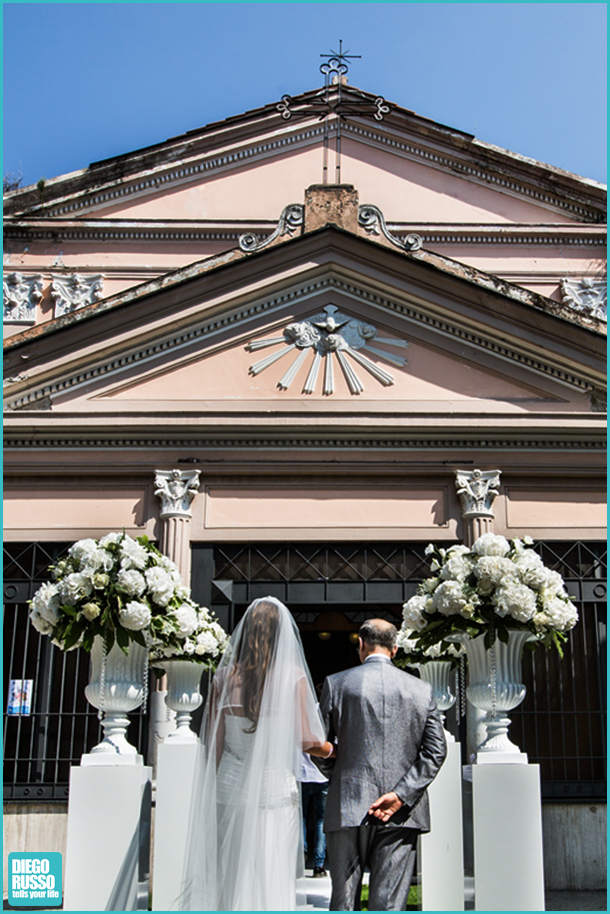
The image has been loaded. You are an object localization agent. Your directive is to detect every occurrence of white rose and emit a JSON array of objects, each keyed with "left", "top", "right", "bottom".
[
  {"left": 493, "top": 582, "right": 537, "bottom": 622},
  {"left": 471, "top": 534, "right": 510, "bottom": 557},
  {"left": 118, "top": 601, "right": 151, "bottom": 631},
  {"left": 445, "top": 544, "right": 471, "bottom": 559},
  {"left": 432, "top": 580, "right": 470, "bottom": 616},
  {"left": 31, "top": 582, "right": 61, "bottom": 625},
  {"left": 116, "top": 569, "right": 146, "bottom": 597},
  {"left": 144, "top": 566, "right": 175, "bottom": 606},
  {"left": 172, "top": 603, "right": 199, "bottom": 637},
  {"left": 182, "top": 639, "right": 196, "bottom": 655},
  {"left": 82, "top": 602, "right": 101, "bottom": 621},
  {"left": 59, "top": 572, "right": 93, "bottom": 605}
]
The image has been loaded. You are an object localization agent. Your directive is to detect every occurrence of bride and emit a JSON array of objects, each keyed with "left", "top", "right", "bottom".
[{"left": 179, "top": 596, "right": 334, "bottom": 911}]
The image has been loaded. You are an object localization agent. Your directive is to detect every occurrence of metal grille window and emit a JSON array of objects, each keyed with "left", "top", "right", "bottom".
[
  {"left": 3, "top": 543, "right": 148, "bottom": 800},
  {"left": 195, "top": 540, "right": 607, "bottom": 802}
]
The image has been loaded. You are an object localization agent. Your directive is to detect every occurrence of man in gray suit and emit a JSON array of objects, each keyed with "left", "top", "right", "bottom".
[{"left": 318, "top": 618, "right": 447, "bottom": 911}]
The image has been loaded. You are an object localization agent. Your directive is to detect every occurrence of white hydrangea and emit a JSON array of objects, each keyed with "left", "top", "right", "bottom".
[
  {"left": 68, "top": 539, "right": 98, "bottom": 565},
  {"left": 30, "top": 610, "right": 54, "bottom": 635},
  {"left": 144, "top": 566, "right": 175, "bottom": 606},
  {"left": 157, "top": 554, "right": 183, "bottom": 584},
  {"left": 194, "top": 630, "right": 220, "bottom": 656},
  {"left": 396, "top": 629, "right": 419, "bottom": 653},
  {"left": 116, "top": 569, "right": 146, "bottom": 597},
  {"left": 474, "top": 556, "right": 517, "bottom": 593},
  {"left": 539, "top": 570, "right": 567, "bottom": 598},
  {"left": 118, "top": 601, "right": 152, "bottom": 631},
  {"left": 402, "top": 594, "right": 430, "bottom": 631},
  {"left": 59, "top": 572, "right": 93, "bottom": 605},
  {"left": 98, "top": 532, "right": 123, "bottom": 547},
  {"left": 493, "top": 582, "right": 537, "bottom": 622},
  {"left": 543, "top": 597, "right": 578, "bottom": 631},
  {"left": 171, "top": 603, "right": 199, "bottom": 637},
  {"left": 31, "top": 582, "right": 61, "bottom": 625},
  {"left": 119, "top": 537, "right": 149, "bottom": 571},
  {"left": 440, "top": 554, "right": 474, "bottom": 582},
  {"left": 471, "top": 534, "right": 510, "bottom": 557},
  {"left": 432, "top": 580, "right": 470, "bottom": 616},
  {"left": 513, "top": 550, "right": 548, "bottom": 589}
]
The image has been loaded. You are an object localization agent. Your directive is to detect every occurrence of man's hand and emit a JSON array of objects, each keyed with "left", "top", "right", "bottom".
[{"left": 368, "top": 791, "right": 403, "bottom": 823}]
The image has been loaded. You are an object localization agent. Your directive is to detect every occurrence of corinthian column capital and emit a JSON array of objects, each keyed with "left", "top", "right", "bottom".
[
  {"left": 454, "top": 468, "right": 501, "bottom": 519},
  {"left": 154, "top": 469, "right": 201, "bottom": 519}
]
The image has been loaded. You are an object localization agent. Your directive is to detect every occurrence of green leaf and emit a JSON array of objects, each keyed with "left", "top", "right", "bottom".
[
  {"left": 116, "top": 625, "right": 130, "bottom": 654},
  {"left": 60, "top": 605, "right": 78, "bottom": 617},
  {"left": 129, "top": 629, "right": 147, "bottom": 649},
  {"left": 103, "top": 629, "right": 115, "bottom": 654},
  {"left": 497, "top": 624, "right": 509, "bottom": 644}
]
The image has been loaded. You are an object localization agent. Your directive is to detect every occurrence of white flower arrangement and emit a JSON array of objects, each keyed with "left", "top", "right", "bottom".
[
  {"left": 28, "top": 533, "right": 224, "bottom": 657},
  {"left": 403, "top": 535, "right": 578, "bottom": 656},
  {"left": 148, "top": 604, "right": 229, "bottom": 669},
  {"left": 395, "top": 626, "right": 465, "bottom": 670}
]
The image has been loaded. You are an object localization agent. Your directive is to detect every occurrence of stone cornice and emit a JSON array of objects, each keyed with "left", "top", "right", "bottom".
[
  {"left": 3, "top": 271, "right": 604, "bottom": 412},
  {"left": 5, "top": 219, "right": 605, "bottom": 248},
  {"left": 3, "top": 432, "right": 605, "bottom": 452},
  {"left": 4, "top": 86, "right": 605, "bottom": 222}
]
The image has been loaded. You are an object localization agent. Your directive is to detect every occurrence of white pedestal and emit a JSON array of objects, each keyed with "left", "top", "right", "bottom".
[
  {"left": 151, "top": 740, "right": 199, "bottom": 911},
  {"left": 64, "top": 764, "right": 152, "bottom": 911},
  {"left": 472, "top": 763, "right": 545, "bottom": 911},
  {"left": 418, "top": 738, "right": 465, "bottom": 911}
]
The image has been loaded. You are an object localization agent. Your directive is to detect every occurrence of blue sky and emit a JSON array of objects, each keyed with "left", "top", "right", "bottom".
[{"left": 3, "top": 3, "right": 607, "bottom": 189}]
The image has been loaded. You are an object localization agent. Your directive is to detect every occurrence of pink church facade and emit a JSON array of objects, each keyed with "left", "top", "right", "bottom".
[{"left": 4, "top": 82, "right": 606, "bottom": 890}]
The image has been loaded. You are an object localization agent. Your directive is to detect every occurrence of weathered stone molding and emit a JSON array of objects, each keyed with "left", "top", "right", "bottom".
[
  {"left": 154, "top": 469, "right": 201, "bottom": 519},
  {"left": 5, "top": 222, "right": 603, "bottom": 247},
  {"left": 344, "top": 122, "right": 603, "bottom": 222},
  {"left": 560, "top": 278, "right": 607, "bottom": 322},
  {"left": 5, "top": 435, "right": 605, "bottom": 451},
  {"left": 4, "top": 275, "right": 598, "bottom": 411},
  {"left": 358, "top": 204, "right": 422, "bottom": 252},
  {"left": 239, "top": 204, "right": 303, "bottom": 253},
  {"left": 51, "top": 273, "right": 104, "bottom": 318},
  {"left": 3, "top": 273, "right": 43, "bottom": 323}
]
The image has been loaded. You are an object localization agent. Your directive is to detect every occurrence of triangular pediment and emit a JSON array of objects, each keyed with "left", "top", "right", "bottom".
[
  {"left": 4, "top": 228, "right": 604, "bottom": 429},
  {"left": 5, "top": 85, "right": 605, "bottom": 226}
]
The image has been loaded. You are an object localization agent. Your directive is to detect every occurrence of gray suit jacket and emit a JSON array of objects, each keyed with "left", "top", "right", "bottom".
[{"left": 319, "top": 656, "right": 447, "bottom": 833}]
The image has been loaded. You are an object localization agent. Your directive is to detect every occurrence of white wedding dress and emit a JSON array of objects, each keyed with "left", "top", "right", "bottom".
[{"left": 179, "top": 597, "right": 325, "bottom": 912}]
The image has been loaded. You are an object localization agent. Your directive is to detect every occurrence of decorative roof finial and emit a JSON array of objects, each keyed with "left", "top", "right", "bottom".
[{"left": 320, "top": 40, "right": 360, "bottom": 84}]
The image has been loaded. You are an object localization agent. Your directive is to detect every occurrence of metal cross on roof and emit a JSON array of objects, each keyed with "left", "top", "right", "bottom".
[{"left": 276, "top": 42, "right": 390, "bottom": 184}]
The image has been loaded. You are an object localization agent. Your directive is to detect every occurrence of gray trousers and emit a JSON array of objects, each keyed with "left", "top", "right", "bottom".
[{"left": 326, "top": 824, "right": 418, "bottom": 911}]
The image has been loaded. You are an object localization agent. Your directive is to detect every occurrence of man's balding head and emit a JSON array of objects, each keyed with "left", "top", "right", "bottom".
[{"left": 358, "top": 619, "right": 398, "bottom": 656}]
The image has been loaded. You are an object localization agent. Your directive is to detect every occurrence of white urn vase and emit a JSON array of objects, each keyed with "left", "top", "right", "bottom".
[
  {"left": 83, "top": 635, "right": 148, "bottom": 765},
  {"left": 163, "top": 660, "right": 204, "bottom": 742},
  {"left": 464, "top": 629, "right": 534, "bottom": 764},
  {"left": 418, "top": 660, "right": 457, "bottom": 740}
]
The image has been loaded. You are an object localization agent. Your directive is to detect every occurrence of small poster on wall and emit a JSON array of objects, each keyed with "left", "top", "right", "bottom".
[{"left": 7, "top": 680, "right": 33, "bottom": 716}]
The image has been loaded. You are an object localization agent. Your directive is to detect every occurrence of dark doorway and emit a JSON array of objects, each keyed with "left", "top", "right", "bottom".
[{"left": 300, "top": 630, "right": 359, "bottom": 692}]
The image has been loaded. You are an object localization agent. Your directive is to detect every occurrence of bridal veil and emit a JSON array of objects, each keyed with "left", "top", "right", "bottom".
[{"left": 178, "top": 596, "right": 325, "bottom": 911}]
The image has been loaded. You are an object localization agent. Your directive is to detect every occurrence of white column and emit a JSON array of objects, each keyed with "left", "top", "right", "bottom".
[
  {"left": 151, "top": 741, "right": 200, "bottom": 910},
  {"left": 472, "top": 764, "right": 545, "bottom": 910},
  {"left": 149, "top": 469, "right": 202, "bottom": 768},
  {"left": 63, "top": 765, "right": 152, "bottom": 911},
  {"left": 454, "top": 468, "right": 502, "bottom": 758},
  {"left": 419, "top": 738, "right": 465, "bottom": 911}
]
